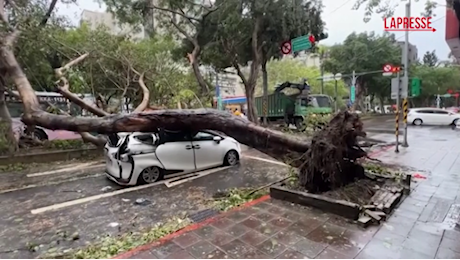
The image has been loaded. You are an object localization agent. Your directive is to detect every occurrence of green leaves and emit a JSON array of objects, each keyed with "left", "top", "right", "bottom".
[{"left": 322, "top": 31, "right": 401, "bottom": 100}]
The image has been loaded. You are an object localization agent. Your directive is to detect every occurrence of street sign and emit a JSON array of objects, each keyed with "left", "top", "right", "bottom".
[
  {"left": 350, "top": 86, "right": 355, "bottom": 103},
  {"left": 391, "top": 77, "right": 408, "bottom": 99},
  {"left": 383, "top": 64, "right": 393, "bottom": 72},
  {"left": 383, "top": 64, "right": 394, "bottom": 76},
  {"left": 319, "top": 74, "right": 334, "bottom": 82},
  {"left": 334, "top": 73, "right": 342, "bottom": 80},
  {"left": 280, "top": 41, "right": 292, "bottom": 54},
  {"left": 291, "top": 35, "right": 312, "bottom": 53},
  {"left": 391, "top": 78, "right": 399, "bottom": 99}
]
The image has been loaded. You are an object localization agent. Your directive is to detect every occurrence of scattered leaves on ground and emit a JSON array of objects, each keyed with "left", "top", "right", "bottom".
[
  {"left": 212, "top": 187, "right": 268, "bottom": 211},
  {"left": 43, "top": 216, "right": 191, "bottom": 259}
]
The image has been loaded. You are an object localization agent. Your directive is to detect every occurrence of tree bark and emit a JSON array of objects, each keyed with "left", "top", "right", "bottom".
[
  {"left": 22, "top": 109, "right": 309, "bottom": 161},
  {"left": 261, "top": 59, "right": 268, "bottom": 125},
  {"left": 0, "top": 78, "right": 18, "bottom": 154}
]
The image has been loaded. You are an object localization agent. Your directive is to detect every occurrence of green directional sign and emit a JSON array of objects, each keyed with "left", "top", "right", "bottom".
[
  {"left": 350, "top": 86, "right": 356, "bottom": 103},
  {"left": 410, "top": 77, "right": 421, "bottom": 97},
  {"left": 441, "top": 94, "right": 452, "bottom": 98},
  {"left": 291, "top": 35, "right": 312, "bottom": 52}
]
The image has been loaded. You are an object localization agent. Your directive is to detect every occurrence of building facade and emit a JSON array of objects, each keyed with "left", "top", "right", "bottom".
[
  {"left": 80, "top": 10, "right": 147, "bottom": 39},
  {"left": 395, "top": 41, "right": 418, "bottom": 64}
]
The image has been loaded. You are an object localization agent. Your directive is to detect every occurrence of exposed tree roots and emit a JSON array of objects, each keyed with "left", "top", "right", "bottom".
[{"left": 299, "top": 111, "right": 368, "bottom": 193}]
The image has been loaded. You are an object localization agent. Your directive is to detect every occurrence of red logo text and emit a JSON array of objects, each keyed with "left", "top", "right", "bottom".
[{"left": 384, "top": 17, "right": 436, "bottom": 32}]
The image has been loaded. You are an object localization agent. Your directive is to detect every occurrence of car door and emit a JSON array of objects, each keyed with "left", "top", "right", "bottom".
[
  {"left": 432, "top": 110, "right": 451, "bottom": 125},
  {"left": 192, "top": 131, "right": 226, "bottom": 170},
  {"left": 154, "top": 130, "right": 196, "bottom": 171},
  {"left": 417, "top": 109, "right": 434, "bottom": 124}
]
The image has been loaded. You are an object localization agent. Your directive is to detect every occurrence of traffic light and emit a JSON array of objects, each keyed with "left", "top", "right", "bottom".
[
  {"left": 410, "top": 77, "right": 421, "bottom": 97},
  {"left": 313, "top": 32, "right": 328, "bottom": 41}
]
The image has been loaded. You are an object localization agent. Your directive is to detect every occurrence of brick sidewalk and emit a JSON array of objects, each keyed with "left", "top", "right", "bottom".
[{"left": 115, "top": 137, "right": 460, "bottom": 259}]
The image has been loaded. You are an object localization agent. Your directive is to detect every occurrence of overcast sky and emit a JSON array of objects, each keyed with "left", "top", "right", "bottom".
[{"left": 55, "top": 0, "right": 449, "bottom": 60}]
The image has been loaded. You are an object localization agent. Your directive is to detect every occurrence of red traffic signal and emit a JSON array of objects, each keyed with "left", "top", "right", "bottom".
[
  {"left": 448, "top": 89, "right": 453, "bottom": 94},
  {"left": 391, "top": 66, "right": 401, "bottom": 72},
  {"left": 454, "top": 93, "right": 459, "bottom": 98},
  {"left": 309, "top": 35, "right": 315, "bottom": 43}
]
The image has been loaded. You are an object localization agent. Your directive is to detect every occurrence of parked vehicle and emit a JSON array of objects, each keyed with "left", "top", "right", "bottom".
[
  {"left": 7, "top": 91, "right": 84, "bottom": 141},
  {"left": 104, "top": 129, "right": 241, "bottom": 186},
  {"left": 408, "top": 107, "right": 460, "bottom": 126},
  {"left": 254, "top": 81, "right": 332, "bottom": 129}
]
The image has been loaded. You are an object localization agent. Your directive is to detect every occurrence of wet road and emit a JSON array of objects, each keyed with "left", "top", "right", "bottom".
[
  {"left": 0, "top": 121, "right": 455, "bottom": 258},
  {"left": 0, "top": 151, "right": 289, "bottom": 258}
]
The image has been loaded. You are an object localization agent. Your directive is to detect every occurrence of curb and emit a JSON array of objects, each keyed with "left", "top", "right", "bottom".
[
  {"left": 113, "top": 145, "right": 395, "bottom": 259},
  {"left": 0, "top": 148, "right": 102, "bottom": 165},
  {"left": 113, "top": 195, "right": 271, "bottom": 259}
]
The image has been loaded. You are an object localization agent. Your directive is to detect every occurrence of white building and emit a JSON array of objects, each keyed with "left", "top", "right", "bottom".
[
  {"left": 395, "top": 41, "right": 418, "bottom": 64},
  {"left": 80, "top": 10, "right": 147, "bottom": 39}
]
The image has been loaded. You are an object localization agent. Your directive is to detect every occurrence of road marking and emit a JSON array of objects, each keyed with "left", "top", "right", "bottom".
[
  {"left": 164, "top": 166, "right": 231, "bottom": 188},
  {"left": 0, "top": 173, "right": 105, "bottom": 194},
  {"left": 30, "top": 167, "right": 230, "bottom": 215},
  {"left": 244, "top": 155, "right": 288, "bottom": 166},
  {"left": 27, "top": 163, "right": 104, "bottom": 177}
]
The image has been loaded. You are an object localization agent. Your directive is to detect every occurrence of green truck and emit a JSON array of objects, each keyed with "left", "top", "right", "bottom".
[{"left": 255, "top": 81, "right": 333, "bottom": 129}]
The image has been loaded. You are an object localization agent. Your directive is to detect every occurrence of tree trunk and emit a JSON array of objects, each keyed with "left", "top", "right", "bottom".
[
  {"left": 0, "top": 79, "right": 18, "bottom": 154},
  {"left": 245, "top": 84, "right": 258, "bottom": 123},
  {"left": 261, "top": 59, "right": 268, "bottom": 125},
  {"left": 378, "top": 96, "right": 385, "bottom": 114}
]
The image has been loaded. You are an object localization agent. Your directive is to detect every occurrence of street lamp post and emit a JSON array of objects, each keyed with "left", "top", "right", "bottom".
[{"left": 333, "top": 73, "right": 342, "bottom": 112}]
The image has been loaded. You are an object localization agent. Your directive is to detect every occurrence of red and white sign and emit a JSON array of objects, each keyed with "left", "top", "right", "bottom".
[
  {"left": 383, "top": 64, "right": 393, "bottom": 72},
  {"left": 280, "top": 41, "right": 292, "bottom": 55},
  {"left": 384, "top": 17, "right": 436, "bottom": 32}
]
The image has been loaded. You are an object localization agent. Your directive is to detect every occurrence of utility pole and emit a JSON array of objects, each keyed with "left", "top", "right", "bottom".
[
  {"left": 216, "top": 72, "right": 222, "bottom": 110},
  {"left": 350, "top": 70, "right": 357, "bottom": 110},
  {"left": 401, "top": 0, "right": 410, "bottom": 148},
  {"left": 320, "top": 50, "right": 325, "bottom": 94}
]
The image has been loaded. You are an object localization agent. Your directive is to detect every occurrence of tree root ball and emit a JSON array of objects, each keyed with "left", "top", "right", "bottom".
[{"left": 298, "top": 111, "right": 367, "bottom": 193}]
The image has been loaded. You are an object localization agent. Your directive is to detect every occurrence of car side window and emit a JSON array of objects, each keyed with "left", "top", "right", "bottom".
[
  {"left": 417, "top": 110, "right": 433, "bottom": 114},
  {"left": 193, "top": 132, "right": 214, "bottom": 141},
  {"left": 433, "top": 110, "right": 449, "bottom": 114},
  {"left": 162, "top": 131, "right": 191, "bottom": 143},
  {"left": 133, "top": 134, "right": 156, "bottom": 145}
]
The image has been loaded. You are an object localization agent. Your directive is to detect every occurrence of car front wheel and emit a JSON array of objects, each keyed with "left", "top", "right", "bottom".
[
  {"left": 138, "top": 166, "right": 164, "bottom": 184},
  {"left": 413, "top": 119, "right": 423, "bottom": 126},
  {"left": 224, "top": 150, "right": 239, "bottom": 166}
]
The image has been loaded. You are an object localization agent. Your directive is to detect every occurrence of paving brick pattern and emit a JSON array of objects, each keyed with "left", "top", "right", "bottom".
[{"left": 128, "top": 136, "right": 460, "bottom": 259}]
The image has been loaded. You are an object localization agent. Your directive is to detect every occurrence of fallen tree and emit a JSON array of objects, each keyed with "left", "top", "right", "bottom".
[{"left": 0, "top": 1, "right": 368, "bottom": 192}]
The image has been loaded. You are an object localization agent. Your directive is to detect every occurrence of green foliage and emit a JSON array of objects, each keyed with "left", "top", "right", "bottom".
[
  {"left": 422, "top": 50, "right": 439, "bottom": 67},
  {"left": 322, "top": 31, "right": 400, "bottom": 102},
  {"left": 257, "top": 58, "right": 348, "bottom": 98},
  {"left": 410, "top": 65, "right": 460, "bottom": 106},
  {"left": 213, "top": 187, "right": 267, "bottom": 211},
  {"left": 353, "top": 0, "right": 439, "bottom": 22},
  {"left": 44, "top": 139, "right": 93, "bottom": 150}
]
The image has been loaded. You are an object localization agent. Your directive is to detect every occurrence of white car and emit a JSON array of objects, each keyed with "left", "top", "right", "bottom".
[
  {"left": 408, "top": 107, "right": 460, "bottom": 126},
  {"left": 104, "top": 130, "right": 241, "bottom": 186}
]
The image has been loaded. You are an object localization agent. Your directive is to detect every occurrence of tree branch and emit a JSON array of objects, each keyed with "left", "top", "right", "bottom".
[
  {"left": 54, "top": 54, "right": 109, "bottom": 117},
  {"left": 131, "top": 68, "right": 149, "bottom": 113},
  {"left": 39, "top": 0, "right": 58, "bottom": 26},
  {"left": 46, "top": 101, "right": 105, "bottom": 146},
  {"left": 23, "top": 109, "right": 309, "bottom": 161}
]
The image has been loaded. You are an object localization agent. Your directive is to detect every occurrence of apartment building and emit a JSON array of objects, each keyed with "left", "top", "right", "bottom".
[
  {"left": 395, "top": 41, "right": 418, "bottom": 64},
  {"left": 80, "top": 10, "right": 147, "bottom": 39}
]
